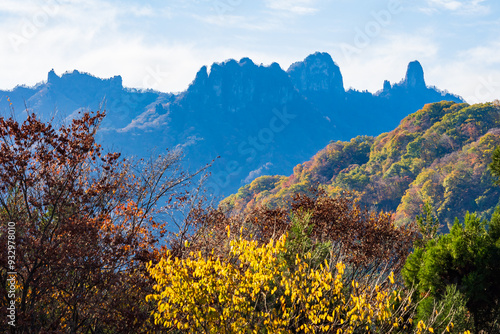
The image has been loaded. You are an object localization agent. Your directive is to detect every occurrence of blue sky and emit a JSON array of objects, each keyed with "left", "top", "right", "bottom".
[{"left": 1, "top": 0, "right": 499, "bottom": 102}]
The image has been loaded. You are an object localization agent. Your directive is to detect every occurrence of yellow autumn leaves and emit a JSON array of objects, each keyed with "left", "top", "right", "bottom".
[
  {"left": 146, "top": 228, "right": 471, "bottom": 333},
  {"left": 148, "top": 230, "right": 394, "bottom": 333}
]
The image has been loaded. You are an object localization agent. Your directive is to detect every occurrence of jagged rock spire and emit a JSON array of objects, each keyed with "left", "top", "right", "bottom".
[{"left": 403, "top": 61, "right": 426, "bottom": 89}]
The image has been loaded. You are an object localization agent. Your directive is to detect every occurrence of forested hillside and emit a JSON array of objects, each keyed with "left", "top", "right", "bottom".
[{"left": 222, "top": 101, "right": 500, "bottom": 229}]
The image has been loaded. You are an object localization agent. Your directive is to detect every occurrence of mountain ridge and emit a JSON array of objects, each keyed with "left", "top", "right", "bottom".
[{"left": 0, "top": 52, "right": 464, "bottom": 197}]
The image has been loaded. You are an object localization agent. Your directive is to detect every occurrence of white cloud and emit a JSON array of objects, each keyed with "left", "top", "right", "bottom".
[
  {"left": 0, "top": 0, "right": 184, "bottom": 91},
  {"left": 427, "top": 62, "right": 500, "bottom": 104},
  {"left": 265, "top": 0, "right": 318, "bottom": 15},
  {"left": 0, "top": 1, "right": 46, "bottom": 16},
  {"left": 425, "top": 0, "right": 490, "bottom": 14},
  {"left": 452, "top": 42, "right": 500, "bottom": 103},
  {"left": 0, "top": 0, "right": 305, "bottom": 93},
  {"left": 193, "top": 14, "right": 281, "bottom": 31},
  {"left": 462, "top": 42, "right": 500, "bottom": 66},
  {"left": 0, "top": 0, "right": 498, "bottom": 106},
  {"left": 428, "top": 0, "right": 462, "bottom": 11}
]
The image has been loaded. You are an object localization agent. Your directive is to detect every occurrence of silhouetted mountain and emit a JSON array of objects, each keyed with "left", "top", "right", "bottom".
[
  {"left": 0, "top": 52, "right": 464, "bottom": 197},
  {"left": 2, "top": 69, "right": 173, "bottom": 130},
  {"left": 161, "top": 58, "right": 333, "bottom": 195}
]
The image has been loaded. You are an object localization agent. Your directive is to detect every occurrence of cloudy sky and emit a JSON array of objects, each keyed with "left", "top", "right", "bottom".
[{"left": 0, "top": 0, "right": 499, "bottom": 103}]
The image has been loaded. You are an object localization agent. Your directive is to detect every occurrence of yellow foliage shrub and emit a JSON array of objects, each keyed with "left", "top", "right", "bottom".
[{"left": 146, "top": 231, "right": 464, "bottom": 333}]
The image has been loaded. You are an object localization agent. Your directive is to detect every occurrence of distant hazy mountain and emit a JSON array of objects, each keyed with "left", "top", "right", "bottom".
[{"left": 0, "top": 52, "right": 463, "bottom": 197}]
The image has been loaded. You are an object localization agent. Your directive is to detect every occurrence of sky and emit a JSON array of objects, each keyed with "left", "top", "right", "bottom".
[{"left": 0, "top": 0, "right": 499, "bottom": 103}]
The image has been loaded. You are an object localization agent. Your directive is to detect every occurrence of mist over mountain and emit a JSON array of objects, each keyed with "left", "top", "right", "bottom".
[{"left": 0, "top": 52, "right": 463, "bottom": 197}]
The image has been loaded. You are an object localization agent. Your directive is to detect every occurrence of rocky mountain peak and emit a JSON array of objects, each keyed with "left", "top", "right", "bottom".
[
  {"left": 287, "top": 52, "right": 344, "bottom": 95},
  {"left": 383, "top": 80, "right": 392, "bottom": 91},
  {"left": 194, "top": 65, "right": 208, "bottom": 84},
  {"left": 47, "top": 69, "right": 59, "bottom": 84},
  {"left": 185, "top": 57, "right": 293, "bottom": 105},
  {"left": 47, "top": 69, "right": 123, "bottom": 91},
  {"left": 403, "top": 60, "right": 425, "bottom": 89}
]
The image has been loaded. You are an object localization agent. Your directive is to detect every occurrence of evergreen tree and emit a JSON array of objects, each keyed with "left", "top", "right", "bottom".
[{"left": 403, "top": 211, "right": 500, "bottom": 333}]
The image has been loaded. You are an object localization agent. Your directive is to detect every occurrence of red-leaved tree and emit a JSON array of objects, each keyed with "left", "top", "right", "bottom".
[{"left": 0, "top": 110, "right": 202, "bottom": 333}]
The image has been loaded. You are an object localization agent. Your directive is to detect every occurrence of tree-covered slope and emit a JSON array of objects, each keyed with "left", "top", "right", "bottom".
[{"left": 222, "top": 101, "right": 500, "bottom": 228}]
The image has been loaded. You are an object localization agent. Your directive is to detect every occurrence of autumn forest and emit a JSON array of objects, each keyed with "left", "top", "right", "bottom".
[{"left": 0, "top": 100, "right": 499, "bottom": 333}]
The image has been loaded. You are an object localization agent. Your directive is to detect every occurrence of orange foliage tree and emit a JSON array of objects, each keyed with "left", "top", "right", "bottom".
[
  {"left": 0, "top": 111, "right": 202, "bottom": 333},
  {"left": 179, "top": 188, "right": 419, "bottom": 282}
]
